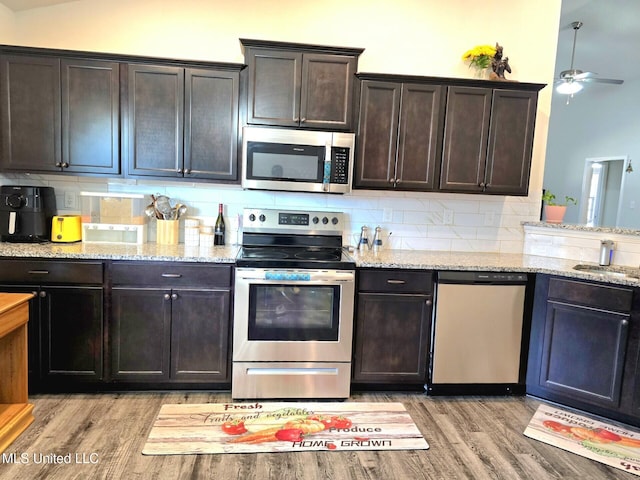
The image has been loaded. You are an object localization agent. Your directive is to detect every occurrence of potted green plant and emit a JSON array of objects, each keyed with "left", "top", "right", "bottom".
[{"left": 542, "top": 190, "right": 577, "bottom": 224}]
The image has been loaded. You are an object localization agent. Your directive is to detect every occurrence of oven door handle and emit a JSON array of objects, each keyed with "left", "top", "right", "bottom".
[{"left": 237, "top": 270, "right": 354, "bottom": 282}]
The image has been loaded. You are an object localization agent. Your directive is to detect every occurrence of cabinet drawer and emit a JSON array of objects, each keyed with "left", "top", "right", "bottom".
[
  {"left": 358, "top": 270, "right": 433, "bottom": 294},
  {"left": 548, "top": 277, "right": 633, "bottom": 313},
  {"left": 110, "top": 262, "right": 232, "bottom": 287},
  {"left": 0, "top": 260, "right": 103, "bottom": 284}
]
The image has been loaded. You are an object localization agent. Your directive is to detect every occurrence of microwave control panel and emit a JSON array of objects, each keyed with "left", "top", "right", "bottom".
[{"left": 330, "top": 147, "right": 350, "bottom": 184}]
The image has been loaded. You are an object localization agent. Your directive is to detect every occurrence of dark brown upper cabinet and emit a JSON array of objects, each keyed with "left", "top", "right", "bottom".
[
  {"left": 354, "top": 73, "right": 544, "bottom": 196},
  {"left": 241, "top": 39, "right": 363, "bottom": 130},
  {"left": 354, "top": 77, "right": 445, "bottom": 190},
  {"left": 124, "top": 63, "right": 241, "bottom": 181},
  {"left": 1, "top": 52, "right": 119, "bottom": 175},
  {"left": 440, "top": 86, "right": 539, "bottom": 195}
]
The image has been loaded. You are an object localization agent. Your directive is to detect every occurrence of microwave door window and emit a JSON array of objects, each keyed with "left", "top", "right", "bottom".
[{"left": 247, "top": 143, "right": 324, "bottom": 182}]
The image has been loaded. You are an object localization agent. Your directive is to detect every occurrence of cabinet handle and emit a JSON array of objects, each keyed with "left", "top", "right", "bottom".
[
  {"left": 386, "top": 279, "right": 406, "bottom": 285},
  {"left": 163, "top": 293, "right": 171, "bottom": 300},
  {"left": 161, "top": 273, "right": 182, "bottom": 278},
  {"left": 171, "top": 293, "right": 178, "bottom": 300},
  {"left": 39, "top": 291, "right": 46, "bottom": 298},
  {"left": 28, "top": 270, "right": 49, "bottom": 275}
]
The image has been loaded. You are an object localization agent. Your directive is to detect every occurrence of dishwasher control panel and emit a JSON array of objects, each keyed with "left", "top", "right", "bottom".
[{"left": 437, "top": 271, "right": 528, "bottom": 284}]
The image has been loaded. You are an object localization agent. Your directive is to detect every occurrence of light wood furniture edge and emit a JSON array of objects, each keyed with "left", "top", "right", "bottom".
[{"left": 0, "top": 292, "right": 35, "bottom": 453}]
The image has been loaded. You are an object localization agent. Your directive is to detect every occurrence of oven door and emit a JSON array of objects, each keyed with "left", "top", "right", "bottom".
[{"left": 233, "top": 268, "right": 355, "bottom": 362}]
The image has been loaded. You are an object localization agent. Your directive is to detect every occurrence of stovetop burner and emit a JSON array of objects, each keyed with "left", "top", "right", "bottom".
[{"left": 236, "top": 208, "right": 355, "bottom": 270}]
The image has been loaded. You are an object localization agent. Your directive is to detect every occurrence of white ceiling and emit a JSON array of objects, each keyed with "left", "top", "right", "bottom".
[{"left": 0, "top": 0, "right": 75, "bottom": 11}]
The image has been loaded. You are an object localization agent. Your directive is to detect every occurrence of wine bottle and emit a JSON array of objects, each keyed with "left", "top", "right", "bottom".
[{"left": 214, "top": 203, "right": 225, "bottom": 246}]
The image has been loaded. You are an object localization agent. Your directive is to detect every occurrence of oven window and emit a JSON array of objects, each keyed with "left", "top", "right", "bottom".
[
  {"left": 248, "top": 284, "right": 340, "bottom": 341},
  {"left": 246, "top": 142, "right": 324, "bottom": 182}
]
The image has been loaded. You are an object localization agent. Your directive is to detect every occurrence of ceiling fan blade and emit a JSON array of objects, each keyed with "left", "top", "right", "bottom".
[{"left": 580, "top": 77, "right": 624, "bottom": 85}]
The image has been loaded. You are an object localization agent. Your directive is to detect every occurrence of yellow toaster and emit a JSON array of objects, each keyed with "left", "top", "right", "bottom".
[{"left": 51, "top": 215, "right": 82, "bottom": 243}]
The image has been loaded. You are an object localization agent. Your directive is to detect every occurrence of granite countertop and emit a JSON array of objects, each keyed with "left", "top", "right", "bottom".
[
  {"left": 0, "top": 241, "right": 239, "bottom": 263},
  {"left": 1, "top": 241, "right": 639, "bottom": 286}
]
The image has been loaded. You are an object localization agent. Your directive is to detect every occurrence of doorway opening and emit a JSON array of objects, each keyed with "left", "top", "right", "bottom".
[{"left": 579, "top": 155, "right": 629, "bottom": 227}]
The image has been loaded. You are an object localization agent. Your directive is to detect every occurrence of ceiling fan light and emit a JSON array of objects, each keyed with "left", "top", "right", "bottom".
[{"left": 556, "top": 81, "right": 583, "bottom": 95}]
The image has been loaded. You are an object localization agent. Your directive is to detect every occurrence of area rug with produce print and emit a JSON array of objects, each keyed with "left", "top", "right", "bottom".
[
  {"left": 524, "top": 403, "right": 640, "bottom": 476},
  {"left": 143, "top": 402, "right": 429, "bottom": 455}
]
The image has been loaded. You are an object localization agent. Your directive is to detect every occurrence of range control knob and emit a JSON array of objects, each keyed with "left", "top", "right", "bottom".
[
  {"left": 248, "top": 214, "right": 256, "bottom": 222},
  {"left": 331, "top": 217, "right": 339, "bottom": 225},
  {"left": 312, "top": 216, "right": 319, "bottom": 224},
  {"left": 322, "top": 217, "right": 329, "bottom": 225},
  {"left": 259, "top": 214, "right": 266, "bottom": 222}
]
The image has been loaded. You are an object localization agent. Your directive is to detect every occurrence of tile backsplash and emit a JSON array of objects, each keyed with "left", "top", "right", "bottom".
[{"left": 0, "top": 173, "right": 542, "bottom": 252}]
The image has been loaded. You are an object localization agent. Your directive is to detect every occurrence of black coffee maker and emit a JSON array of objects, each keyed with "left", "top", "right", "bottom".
[{"left": 0, "top": 186, "right": 57, "bottom": 242}]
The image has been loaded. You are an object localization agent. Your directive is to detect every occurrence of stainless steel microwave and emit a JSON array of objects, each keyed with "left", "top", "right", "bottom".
[{"left": 242, "top": 126, "right": 355, "bottom": 194}]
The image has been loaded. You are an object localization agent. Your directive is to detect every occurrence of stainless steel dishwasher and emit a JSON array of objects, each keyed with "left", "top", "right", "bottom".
[{"left": 427, "top": 271, "right": 528, "bottom": 395}]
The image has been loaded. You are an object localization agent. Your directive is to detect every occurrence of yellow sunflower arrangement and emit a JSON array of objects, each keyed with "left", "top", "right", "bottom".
[{"left": 462, "top": 44, "right": 497, "bottom": 70}]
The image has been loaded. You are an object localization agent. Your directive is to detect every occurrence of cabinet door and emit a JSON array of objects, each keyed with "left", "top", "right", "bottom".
[
  {"left": 111, "top": 287, "right": 171, "bottom": 381},
  {"left": 126, "top": 64, "right": 184, "bottom": 177},
  {"left": 353, "top": 293, "right": 432, "bottom": 384},
  {"left": 539, "top": 300, "right": 629, "bottom": 409},
  {"left": 300, "top": 53, "right": 356, "bottom": 130},
  {"left": 41, "top": 285, "right": 103, "bottom": 382},
  {"left": 246, "top": 48, "right": 301, "bottom": 127},
  {"left": 354, "top": 80, "right": 401, "bottom": 188},
  {"left": 484, "top": 90, "right": 537, "bottom": 195},
  {"left": 395, "top": 83, "right": 444, "bottom": 190},
  {"left": 62, "top": 59, "right": 120, "bottom": 175},
  {"left": 170, "top": 288, "right": 231, "bottom": 382},
  {"left": 184, "top": 68, "right": 238, "bottom": 180},
  {"left": 440, "top": 86, "right": 491, "bottom": 192},
  {"left": 0, "top": 54, "right": 61, "bottom": 172}
]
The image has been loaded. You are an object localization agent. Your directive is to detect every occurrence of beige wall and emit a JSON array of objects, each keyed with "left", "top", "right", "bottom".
[{"left": 0, "top": 3, "right": 14, "bottom": 39}]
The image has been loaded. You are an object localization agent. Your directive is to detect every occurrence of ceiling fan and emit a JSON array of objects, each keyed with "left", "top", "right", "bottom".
[{"left": 555, "top": 21, "right": 624, "bottom": 95}]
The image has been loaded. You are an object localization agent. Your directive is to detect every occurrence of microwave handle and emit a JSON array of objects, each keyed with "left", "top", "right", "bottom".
[{"left": 323, "top": 140, "right": 332, "bottom": 192}]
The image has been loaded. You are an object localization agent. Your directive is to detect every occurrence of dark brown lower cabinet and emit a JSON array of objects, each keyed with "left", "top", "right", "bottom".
[
  {"left": 352, "top": 270, "right": 433, "bottom": 387},
  {"left": 0, "top": 260, "right": 104, "bottom": 392},
  {"left": 527, "top": 275, "right": 640, "bottom": 426},
  {"left": 109, "top": 262, "right": 231, "bottom": 386}
]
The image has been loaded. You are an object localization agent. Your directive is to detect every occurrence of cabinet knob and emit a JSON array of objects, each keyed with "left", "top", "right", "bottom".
[
  {"left": 62, "top": 162, "right": 69, "bottom": 168},
  {"left": 164, "top": 293, "right": 171, "bottom": 300},
  {"left": 39, "top": 291, "right": 46, "bottom": 298},
  {"left": 479, "top": 182, "right": 486, "bottom": 188},
  {"left": 55, "top": 162, "right": 62, "bottom": 168},
  {"left": 176, "top": 168, "right": 183, "bottom": 174},
  {"left": 395, "top": 179, "right": 402, "bottom": 185},
  {"left": 185, "top": 169, "right": 192, "bottom": 175},
  {"left": 389, "top": 178, "right": 395, "bottom": 184},
  {"left": 300, "top": 118, "right": 306, "bottom": 123},
  {"left": 171, "top": 293, "right": 178, "bottom": 300},
  {"left": 426, "top": 299, "right": 433, "bottom": 306}
]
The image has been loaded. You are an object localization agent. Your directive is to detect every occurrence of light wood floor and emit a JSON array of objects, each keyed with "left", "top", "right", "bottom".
[{"left": 0, "top": 391, "right": 638, "bottom": 479}]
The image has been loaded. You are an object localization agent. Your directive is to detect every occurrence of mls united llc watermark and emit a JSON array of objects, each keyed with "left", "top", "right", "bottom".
[{"left": 2, "top": 452, "right": 99, "bottom": 464}]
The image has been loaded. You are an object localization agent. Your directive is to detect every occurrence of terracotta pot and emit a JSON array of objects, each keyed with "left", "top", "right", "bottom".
[{"left": 544, "top": 205, "right": 567, "bottom": 224}]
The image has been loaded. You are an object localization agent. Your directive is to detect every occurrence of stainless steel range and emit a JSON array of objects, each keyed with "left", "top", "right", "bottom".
[{"left": 233, "top": 208, "right": 355, "bottom": 399}]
